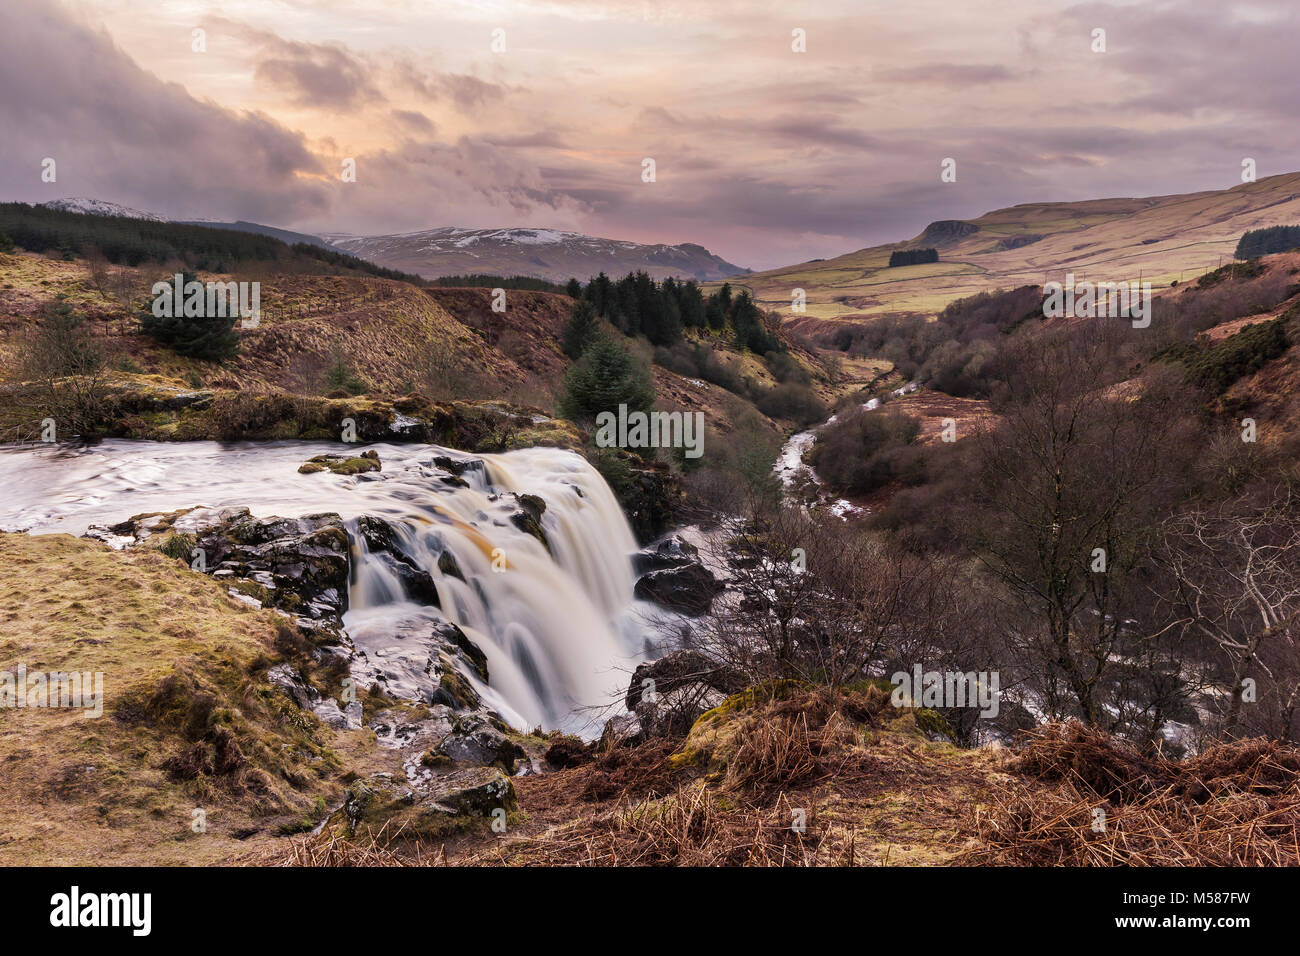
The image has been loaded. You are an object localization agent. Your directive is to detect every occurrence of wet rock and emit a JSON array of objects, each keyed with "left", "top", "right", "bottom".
[
  {"left": 434, "top": 621, "right": 488, "bottom": 682},
  {"left": 356, "top": 515, "right": 440, "bottom": 606},
  {"left": 432, "top": 455, "right": 486, "bottom": 480},
  {"left": 632, "top": 534, "right": 700, "bottom": 575},
  {"left": 373, "top": 552, "right": 440, "bottom": 606},
  {"left": 618, "top": 460, "right": 682, "bottom": 544},
  {"left": 433, "top": 714, "right": 527, "bottom": 773},
  {"left": 427, "top": 651, "right": 481, "bottom": 711},
  {"left": 504, "top": 493, "right": 549, "bottom": 551},
  {"left": 437, "top": 548, "right": 465, "bottom": 582},
  {"left": 634, "top": 564, "right": 723, "bottom": 616}
]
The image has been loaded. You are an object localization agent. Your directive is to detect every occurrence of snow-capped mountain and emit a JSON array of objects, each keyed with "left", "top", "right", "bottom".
[
  {"left": 40, "top": 197, "right": 166, "bottom": 221},
  {"left": 323, "top": 227, "right": 747, "bottom": 282}
]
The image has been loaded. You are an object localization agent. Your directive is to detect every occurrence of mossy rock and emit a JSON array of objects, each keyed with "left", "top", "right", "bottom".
[
  {"left": 886, "top": 709, "right": 956, "bottom": 743},
  {"left": 298, "top": 453, "right": 381, "bottom": 476}
]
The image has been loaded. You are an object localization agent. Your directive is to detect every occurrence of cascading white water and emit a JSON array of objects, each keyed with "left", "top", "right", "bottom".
[{"left": 0, "top": 440, "right": 653, "bottom": 735}]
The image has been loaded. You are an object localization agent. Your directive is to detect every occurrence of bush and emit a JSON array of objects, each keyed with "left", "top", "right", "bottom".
[
  {"left": 325, "top": 354, "right": 368, "bottom": 396},
  {"left": 755, "top": 383, "right": 827, "bottom": 427},
  {"left": 808, "top": 407, "right": 923, "bottom": 495},
  {"left": 1180, "top": 316, "right": 1290, "bottom": 394}
]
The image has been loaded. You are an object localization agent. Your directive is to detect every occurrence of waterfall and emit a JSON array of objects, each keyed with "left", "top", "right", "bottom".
[{"left": 0, "top": 439, "right": 648, "bottom": 735}]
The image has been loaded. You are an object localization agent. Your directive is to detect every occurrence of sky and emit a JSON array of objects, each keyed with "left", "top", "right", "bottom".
[{"left": 1, "top": 0, "right": 1297, "bottom": 270}]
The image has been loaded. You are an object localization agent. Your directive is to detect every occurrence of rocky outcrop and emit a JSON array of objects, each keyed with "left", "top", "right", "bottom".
[
  {"left": 632, "top": 533, "right": 701, "bottom": 575},
  {"left": 88, "top": 506, "right": 350, "bottom": 627},
  {"left": 619, "top": 461, "right": 682, "bottom": 544}
]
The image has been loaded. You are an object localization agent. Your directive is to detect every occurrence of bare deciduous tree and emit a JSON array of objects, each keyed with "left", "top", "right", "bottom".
[{"left": 1157, "top": 491, "right": 1300, "bottom": 740}]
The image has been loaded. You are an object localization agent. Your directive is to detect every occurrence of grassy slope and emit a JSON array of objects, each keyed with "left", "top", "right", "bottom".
[
  {"left": 0, "top": 532, "right": 400, "bottom": 865},
  {"left": 0, "top": 251, "right": 839, "bottom": 446},
  {"left": 733, "top": 171, "right": 1300, "bottom": 323}
]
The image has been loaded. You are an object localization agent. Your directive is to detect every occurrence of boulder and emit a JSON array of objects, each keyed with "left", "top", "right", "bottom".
[
  {"left": 625, "top": 650, "right": 747, "bottom": 710},
  {"left": 632, "top": 534, "right": 700, "bottom": 575},
  {"left": 634, "top": 564, "right": 723, "bottom": 616},
  {"left": 434, "top": 714, "right": 527, "bottom": 773},
  {"left": 425, "top": 767, "right": 517, "bottom": 816},
  {"left": 599, "top": 712, "right": 645, "bottom": 749}
]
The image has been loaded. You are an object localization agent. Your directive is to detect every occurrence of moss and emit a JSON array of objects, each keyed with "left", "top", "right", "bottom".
[
  {"left": 437, "top": 653, "right": 481, "bottom": 710},
  {"left": 298, "top": 453, "right": 381, "bottom": 476},
  {"left": 695, "top": 679, "right": 808, "bottom": 725},
  {"left": 227, "top": 579, "right": 272, "bottom": 605},
  {"left": 887, "top": 709, "right": 956, "bottom": 742}
]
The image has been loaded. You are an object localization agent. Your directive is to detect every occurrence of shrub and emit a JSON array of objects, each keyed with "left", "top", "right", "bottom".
[
  {"left": 325, "top": 354, "right": 368, "bottom": 396},
  {"left": 808, "top": 407, "right": 923, "bottom": 495},
  {"left": 1181, "top": 316, "right": 1290, "bottom": 394}
]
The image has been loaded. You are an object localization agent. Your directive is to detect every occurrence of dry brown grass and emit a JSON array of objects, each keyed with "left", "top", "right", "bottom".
[
  {"left": 961, "top": 721, "right": 1300, "bottom": 866},
  {"left": 278, "top": 820, "right": 445, "bottom": 867}
]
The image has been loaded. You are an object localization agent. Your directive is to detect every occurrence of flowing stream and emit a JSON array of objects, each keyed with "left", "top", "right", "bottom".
[
  {"left": 0, "top": 440, "right": 658, "bottom": 735},
  {"left": 774, "top": 381, "right": 920, "bottom": 515}
]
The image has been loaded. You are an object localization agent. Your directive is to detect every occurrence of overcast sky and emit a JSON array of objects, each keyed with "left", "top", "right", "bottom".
[{"left": 2, "top": 0, "right": 1297, "bottom": 269}]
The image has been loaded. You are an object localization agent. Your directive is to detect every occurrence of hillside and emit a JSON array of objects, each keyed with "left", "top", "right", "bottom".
[
  {"left": 326, "top": 227, "right": 747, "bottom": 283},
  {"left": 737, "top": 172, "right": 1300, "bottom": 324}
]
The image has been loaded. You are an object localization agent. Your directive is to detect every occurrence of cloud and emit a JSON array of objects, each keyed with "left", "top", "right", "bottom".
[
  {"left": 0, "top": 1, "right": 329, "bottom": 223},
  {"left": 391, "top": 109, "right": 437, "bottom": 134},
  {"left": 875, "top": 64, "right": 1016, "bottom": 85}
]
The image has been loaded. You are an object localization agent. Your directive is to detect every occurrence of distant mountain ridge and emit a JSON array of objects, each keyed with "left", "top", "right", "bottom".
[
  {"left": 40, "top": 197, "right": 165, "bottom": 222},
  {"left": 324, "top": 226, "right": 748, "bottom": 282},
  {"left": 33, "top": 199, "right": 745, "bottom": 283}
]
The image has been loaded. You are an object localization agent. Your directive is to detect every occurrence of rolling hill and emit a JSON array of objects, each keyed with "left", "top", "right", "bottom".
[{"left": 735, "top": 172, "right": 1300, "bottom": 325}]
